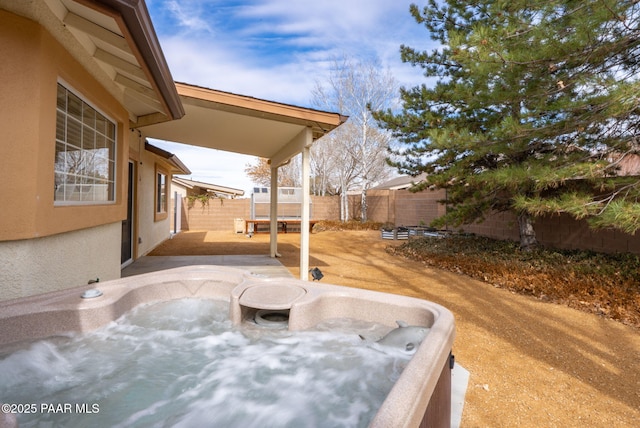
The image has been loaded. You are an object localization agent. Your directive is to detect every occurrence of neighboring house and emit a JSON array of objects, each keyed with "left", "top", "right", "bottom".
[
  {"left": 370, "top": 174, "right": 429, "bottom": 191},
  {"left": 0, "top": 0, "right": 345, "bottom": 301},
  {"left": 172, "top": 177, "right": 245, "bottom": 200}
]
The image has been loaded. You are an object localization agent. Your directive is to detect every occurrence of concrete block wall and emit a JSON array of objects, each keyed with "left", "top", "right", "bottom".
[
  {"left": 361, "top": 190, "right": 391, "bottom": 223},
  {"left": 174, "top": 190, "right": 640, "bottom": 255},
  {"left": 395, "top": 189, "right": 447, "bottom": 227},
  {"left": 461, "top": 211, "right": 637, "bottom": 254},
  {"left": 366, "top": 189, "right": 446, "bottom": 226},
  {"left": 367, "top": 189, "right": 638, "bottom": 255},
  {"left": 178, "top": 195, "right": 343, "bottom": 232},
  {"left": 534, "top": 214, "right": 633, "bottom": 253},
  {"left": 311, "top": 195, "right": 342, "bottom": 220},
  {"left": 460, "top": 211, "right": 521, "bottom": 242},
  {"left": 182, "top": 198, "right": 250, "bottom": 232}
]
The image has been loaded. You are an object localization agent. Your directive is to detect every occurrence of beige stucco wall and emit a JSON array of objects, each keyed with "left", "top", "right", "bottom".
[
  {"left": 0, "top": 10, "right": 129, "bottom": 300},
  {"left": 0, "top": 222, "right": 121, "bottom": 301},
  {"left": 0, "top": 10, "right": 129, "bottom": 241},
  {"left": 171, "top": 182, "right": 189, "bottom": 200},
  {"left": 134, "top": 140, "right": 175, "bottom": 257}
]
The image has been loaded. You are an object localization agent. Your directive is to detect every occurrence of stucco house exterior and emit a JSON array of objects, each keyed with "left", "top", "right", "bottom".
[{"left": 0, "top": 0, "right": 346, "bottom": 301}]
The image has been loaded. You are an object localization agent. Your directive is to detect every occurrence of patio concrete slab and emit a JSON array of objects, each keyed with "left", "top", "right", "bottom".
[{"left": 121, "top": 255, "right": 293, "bottom": 278}]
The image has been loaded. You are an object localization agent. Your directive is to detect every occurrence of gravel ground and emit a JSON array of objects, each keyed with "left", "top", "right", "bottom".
[{"left": 150, "top": 230, "right": 640, "bottom": 427}]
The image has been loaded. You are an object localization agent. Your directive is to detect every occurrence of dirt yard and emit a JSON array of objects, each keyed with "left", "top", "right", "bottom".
[{"left": 149, "top": 230, "right": 640, "bottom": 427}]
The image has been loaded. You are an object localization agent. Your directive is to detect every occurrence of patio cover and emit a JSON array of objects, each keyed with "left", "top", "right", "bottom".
[
  {"left": 3, "top": 0, "right": 346, "bottom": 280},
  {"left": 138, "top": 82, "right": 347, "bottom": 280}
]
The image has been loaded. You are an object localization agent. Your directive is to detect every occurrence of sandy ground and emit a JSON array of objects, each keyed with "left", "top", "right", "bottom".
[{"left": 149, "top": 230, "right": 640, "bottom": 427}]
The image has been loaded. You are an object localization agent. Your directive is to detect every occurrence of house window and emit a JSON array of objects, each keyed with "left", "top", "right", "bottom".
[
  {"left": 155, "top": 165, "right": 168, "bottom": 221},
  {"left": 54, "top": 83, "right": 116, "bottom": 204}
]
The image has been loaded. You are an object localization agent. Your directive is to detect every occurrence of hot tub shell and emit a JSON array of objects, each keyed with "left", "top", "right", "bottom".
[{"left": 0, "top": 266, "right": 455, "bottom": 427}]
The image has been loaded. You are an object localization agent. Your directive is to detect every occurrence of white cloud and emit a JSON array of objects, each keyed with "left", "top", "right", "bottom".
[
  {"left": 165, "top": 0, "right": 213, "bottom": 33},
  {"left": 160, "top": 36, "right": 320, "bottom": 106},
  {"left": 153, "top": 0, "right": 433, "bottom": 102},
  {"left": 146, "top": 0, "right": 436, "bottom": 188}
]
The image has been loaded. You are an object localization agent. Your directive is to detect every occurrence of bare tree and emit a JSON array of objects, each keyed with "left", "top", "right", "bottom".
[
  {"left": 280, "top": 155, "right": 302, "bottom": 187},
  {"left": 245, "top": 157, "right": 301, "bottom": 188},
  {"left": 312, "top": 56, "right": 398, "bottom": 221},
  {"left": 324, "top": 122, "right": 361, "bottom": 220},
  {"left": 244, "top": 158, "right": 271, "bottom": 187},
  {"left": 310, "top": 134, "right": 338, "bottom": 196}
]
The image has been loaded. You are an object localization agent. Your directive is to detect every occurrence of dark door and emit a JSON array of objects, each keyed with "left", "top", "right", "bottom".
[{"left": 121, "top": 161, "right": 134, "bottom": 265}]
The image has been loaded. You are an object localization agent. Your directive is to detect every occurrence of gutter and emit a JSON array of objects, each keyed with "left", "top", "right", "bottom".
[
  {"left": 97, "top": 0, "right": 185, "bottom": 120},
  {"left": 145, "top": 141, "right": 191, "bottom": 175}
]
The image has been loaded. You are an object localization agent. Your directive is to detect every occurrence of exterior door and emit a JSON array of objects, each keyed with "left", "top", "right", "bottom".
[{"left": 121, "top": 161, "right": 134, "bottom": 266}]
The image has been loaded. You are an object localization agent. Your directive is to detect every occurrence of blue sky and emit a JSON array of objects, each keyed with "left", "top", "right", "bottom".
[{"left": 145, "top": 0, "right": 433, "bottom": 195}]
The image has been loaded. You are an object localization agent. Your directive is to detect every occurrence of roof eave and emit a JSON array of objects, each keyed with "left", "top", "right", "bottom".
[
  {"left": 175, "top": 82, "right": 345, "bottom": 139},
  {"left": 174, "top": 177, "right": 244, "bottom": 196},
  {"left": 145, "top": 141, "right": 191, "bottom": 174},
  {"left": 93, "top": 0, "right": 184, "bottom": 120}
]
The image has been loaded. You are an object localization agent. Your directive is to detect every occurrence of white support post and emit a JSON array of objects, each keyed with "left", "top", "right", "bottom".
[
  {"left": 270, "top": 164, "right": 280, "bottom": 258},
  {"left": 300, "top": 129, "right": 312, "bottom": 280}
]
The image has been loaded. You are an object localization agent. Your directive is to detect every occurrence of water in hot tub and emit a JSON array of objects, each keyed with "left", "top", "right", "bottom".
[{"left": 0, "top": 299, "right": 411, "bottom": 427}]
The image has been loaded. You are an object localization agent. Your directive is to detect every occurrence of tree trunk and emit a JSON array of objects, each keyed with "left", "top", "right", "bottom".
[
  {"left": 361, "top": 189, "right": 368, "bottom": 222},
  {"left": 517, "top": 211, "right": 538, "bottom": 251},
  {"left": 340, "top": 189, "right": 349, "bottom": 222}
]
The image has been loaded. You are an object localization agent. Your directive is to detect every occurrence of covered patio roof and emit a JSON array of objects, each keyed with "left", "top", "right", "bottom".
[
  {"left": 136, "top": 82, "right": 347, "bottom": 280},
  {"left": 138, "top": 82, "right": 347, "bottom": 167}
]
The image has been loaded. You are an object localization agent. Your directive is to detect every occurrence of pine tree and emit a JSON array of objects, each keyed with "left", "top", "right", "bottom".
[{"left": 375, "top": 0, "right": 640, "bottom": 249}]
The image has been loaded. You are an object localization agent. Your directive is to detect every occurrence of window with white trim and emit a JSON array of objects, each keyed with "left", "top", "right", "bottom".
[
  {"left": 54, "top": 83, "right": 116, "bottom": 204},
  {"left": 155, "top": 165, "right": 169, "bottom": 221}
]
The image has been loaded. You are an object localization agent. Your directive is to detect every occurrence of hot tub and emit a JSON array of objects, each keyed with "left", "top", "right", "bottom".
[{"left": 0, "top": 266, "right": 455, "bottom": 427}]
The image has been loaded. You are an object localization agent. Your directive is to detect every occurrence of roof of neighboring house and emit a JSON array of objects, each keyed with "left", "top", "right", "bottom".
[
  {"left": 371, "top": 174, "right": 428, "bottom": 191},
  {"left": 609, "top": 153, "right": 640, "bottom": 176},
  {"left": 144, "top": 142, "right": 191, "bottom": 175},
  {"left": 172, "top": 177, "right": 245, "bottom": 198},
  {"left": 1, "top": 0, "right": 184, "bottom": 124}
]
